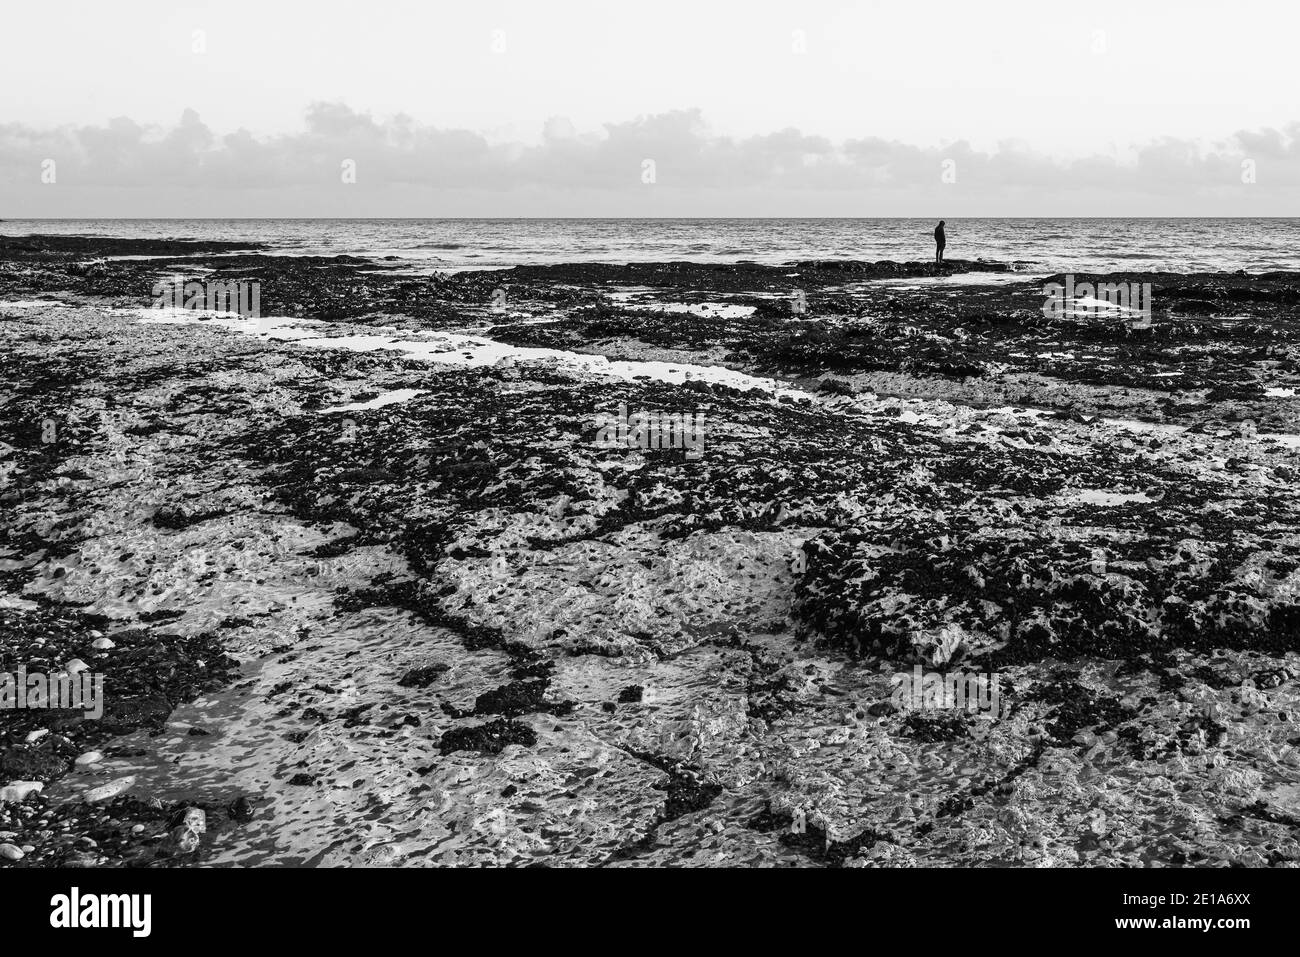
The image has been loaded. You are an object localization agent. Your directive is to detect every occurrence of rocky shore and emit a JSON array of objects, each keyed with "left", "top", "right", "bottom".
[{"left": 2, "top": 236, "right": 1299, "bottom": 866}]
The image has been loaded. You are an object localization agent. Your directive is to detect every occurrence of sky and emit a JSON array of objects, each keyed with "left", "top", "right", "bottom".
[{"left": 2, "top": 0, "right": 1298, "bottom": 216}]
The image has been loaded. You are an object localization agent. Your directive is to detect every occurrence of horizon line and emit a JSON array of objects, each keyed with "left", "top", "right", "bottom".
[{"left": 4, "top": 215, "right": 1299, "bottom": 222}]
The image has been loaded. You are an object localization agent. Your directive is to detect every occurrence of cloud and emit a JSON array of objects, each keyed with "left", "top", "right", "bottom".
[{"left": 2, "top": 103, "right": 1298, "bottom": 215}]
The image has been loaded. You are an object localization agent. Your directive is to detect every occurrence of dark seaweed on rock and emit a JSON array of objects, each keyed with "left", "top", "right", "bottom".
[
  {"left": 747, "top": 802, "right": 886, "bottom": 867},
  {"left": 795, "top": 516, "right": 1300, "bottom": 665},
  {"left": 0, "top": 348, "right": 106, "bottom": 483},
  {"left": 396, "top": 663, "right": 450, "bottom": 688},
  {"left": 0, "top": 235, "right": 264, "bottom": 257},
  {"left": 478, "top": 257, "right": 1009, "bottom": 294},
  {"left": 438, "top": 718, "right": 537, "bottom": 756},
  {"left": 491, "top": 267, "right": 1300, "bottom": 426},
  {"left": 1027, "top": 678, "right": 1134, "bottom": 743}
]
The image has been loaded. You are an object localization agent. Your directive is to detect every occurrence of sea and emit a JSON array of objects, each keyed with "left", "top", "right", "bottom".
[{"left": 1, "top": 218, "right": 1298, "bottom": 275}]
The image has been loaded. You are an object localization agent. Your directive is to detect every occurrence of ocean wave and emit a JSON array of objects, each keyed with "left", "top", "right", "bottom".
[{"left": 5, "top": 218, "right": 1299, "bottom": 273}]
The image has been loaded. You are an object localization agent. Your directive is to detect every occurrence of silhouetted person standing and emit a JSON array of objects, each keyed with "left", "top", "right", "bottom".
[{"left": 934, "top": 220, "right": 946, "bottom": 266}]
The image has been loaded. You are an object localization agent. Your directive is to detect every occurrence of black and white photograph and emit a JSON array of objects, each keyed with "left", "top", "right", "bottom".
[{"left": 0, "top": 0, "right": 1294, "bottom": 935}]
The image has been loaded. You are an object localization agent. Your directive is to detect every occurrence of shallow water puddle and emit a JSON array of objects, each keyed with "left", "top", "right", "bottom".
[
  {"left": 1063, "top": 296, "right": 1149, "bottom": 316},
  {"left": 605, "top": 288, "right": 758, "bottom": 319},
  {"left": 133, "top": 308, "right": 803, "bottom": 397},
  {"left": 133, "top": 307, "right": 1300, "bottom": 457},
  {"left": 851, "top": 272, "right": 1041, "bottom": 290},
  {"left": 319, "top": 388, "right": 427, "bottom": 414},
  {"left": 631, "top": 301, "right": 757, "bottom": 319}
]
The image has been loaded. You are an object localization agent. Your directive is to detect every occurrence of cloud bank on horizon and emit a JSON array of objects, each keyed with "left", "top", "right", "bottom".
[{"left": 3, "top": 104, "right": 1298, "bottom": 217}]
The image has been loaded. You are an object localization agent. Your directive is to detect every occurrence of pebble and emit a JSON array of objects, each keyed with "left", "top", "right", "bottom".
[
  {"left": 64, "top": 658, "right": 89, "bottom": 675},
  {"left": 180, "top": 807, "right": 207, "bottom": 833},
  {"left": 172, "top": 808, "right": 207, "bottom": 853},
  {"left": 0, "top": 843, "right": 23, "bottom": 861},
  {"left": 0, "top": 781, "right": 45, "bottom": 804},
  {"left": 74, "top": 751, "right": 104, "bottom": 766},
  {"left": 24, "top": 729, "right": 48, "bottom": 744},
  {"left": 84, "top": 776, "right": 136, "bottom": 802},
  {"left": 91, "top": 637, "right": 116, "bottom": 650}
]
